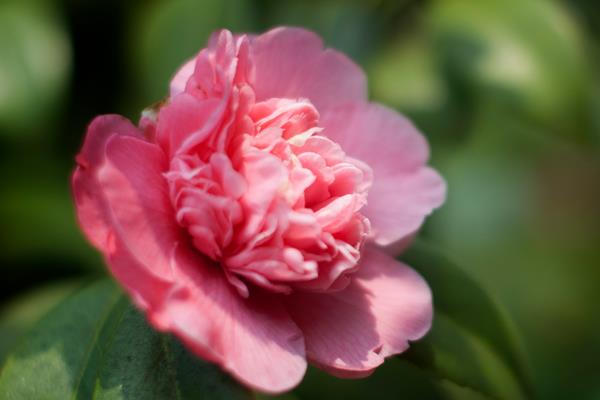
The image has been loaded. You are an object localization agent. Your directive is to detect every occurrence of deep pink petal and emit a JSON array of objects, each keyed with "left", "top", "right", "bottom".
[
  {"left": 150, "top": 245, "right": 307, "bottom": 394},
  {"left": 97, "top": 135, "right": 177, "bottom": 280},
  {"left": 285, "top": 245, "right": 432, "bottom": 377},
  {"left": 321, "top": 102, "right": 446, "bottom": 248},
  {"left": 251, "top": 27, "right": 367, "bottom": 111},
  {"left": 72, "top": 115, "right": 141, "bottom": 250}
]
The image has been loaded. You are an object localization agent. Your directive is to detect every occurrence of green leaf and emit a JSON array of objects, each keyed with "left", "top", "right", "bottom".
[
  {"left": 0, "top": 279, "right": 251, "bottom": 400},
  {"left": 400, "top": 241, "right": 533, "bottom": 399},
  {"left": 0, "top": 280, "right": 80, "bottom": 363},
  {"left": 286, "top": 362, "right": 495, "bottom": 400}
]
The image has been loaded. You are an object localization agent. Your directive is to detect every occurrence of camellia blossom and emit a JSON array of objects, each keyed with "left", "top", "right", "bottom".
[{"left": 72, "top": 27, "right": 446, "bottom": 393}]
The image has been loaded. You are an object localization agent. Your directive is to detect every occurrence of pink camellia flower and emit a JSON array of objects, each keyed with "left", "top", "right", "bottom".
[{"left": 72, "top": 27, "right": 446, "bottom": 393}]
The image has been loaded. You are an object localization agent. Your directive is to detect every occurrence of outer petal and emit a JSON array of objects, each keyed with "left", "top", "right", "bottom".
[
  {"left": 72, "top": 116, "right": 174, "bottom": 310},
  {"left": 150, "top": 245, "right": 307, "bottom": 394},
  {"left": 250, "top": 27, "right": 367, "bottom": 111},
  {"left": 285, "top": 245, "right": 432, "bottom": 377},
  {"left": 170, "top": 58, "right": 195, "bottom": 97},
  {"left": 91, "top": 134, "right": 307, "bottom": 393},
  {"left": 321, "top": 102, "right": 446, "bottom": 248},
  {"left": 72, "top": 115, "right": 141, "bottom": 250},
  {"left": 97, "top": 135, "right": 177, "bottom": 280}
]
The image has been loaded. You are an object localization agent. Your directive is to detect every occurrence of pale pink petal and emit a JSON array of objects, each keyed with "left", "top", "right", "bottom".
[
  {"left": 366, "top": 167, "right": 445, "bottom": 247},
  {"left": 251, "top": 27, "right": 367, "bottom": 111},
  {"left": 285, "top": 245, "right": 432, "bottom": 377},
  {"left": 321, "top": 102, "right": 446, "bottom": 248},
  {"left": 150, "top": 245, "right": 307, "bottom": 394},
  {"left": 170, "top": 58, "right": 195, "bottom": 97},
  {"left": 72, "top": 115, "right": 141, "bottom": 250}
]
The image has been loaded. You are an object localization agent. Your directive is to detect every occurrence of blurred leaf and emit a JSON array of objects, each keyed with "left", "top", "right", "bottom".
[
  {"left": 289, "top": 361, "right": 493, "bottom": 400},
  {"left": 130, "top": 0, "right": 256, "bottom": 104},
  {"left": 0, "top": 279, "right": 251, "bottom": 400},
  {"left": 0, "top": 1, "right": 70, "bottom": 134},
  {"left": 369, "top": 36, "right": 445, "bottom": 114},
  {"left": 428, "top": 0, "right": 594, "bottom": 143},
  {"left": 0, "top": 280, "right": 80, "bottom": 363},
  {"left": 266, "top": 0, "right": 381, "bottom": 63},
  {"left": 401, "top": 241, "right": 533, "bottom": 399},
  {"left": 367, "top": 35, "right": 461, "bottom": 146}
]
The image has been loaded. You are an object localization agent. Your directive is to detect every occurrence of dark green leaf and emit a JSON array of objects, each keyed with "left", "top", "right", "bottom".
[
  {"left": 401, "top": 241, "right": 533, "bottom": 399},
  {"left": 0, "top": 280, "right": 80, "bottom": 363},
  {"left": 0, "top": 279, "right": 251, "bottom": 400}
]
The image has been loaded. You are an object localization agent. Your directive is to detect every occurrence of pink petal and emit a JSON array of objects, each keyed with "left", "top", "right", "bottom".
[
  {"left": 285, "top": 245, "right": 432, "bottom": 377},
  {"left": 72, "top": 116, "right": 174, "bottom": 310},
  {"left": 97, "top": 134, "right": 177, "bottom": 280},
  {"left": 251, "top": 27, "right": 367, "bottom": 111},
  {"left": 150, "top": 245, "right": 307, "bottom": 394},
  {"left": 321, "top": 102, "right": 446, "bottom": 248},
  {"left": 156, "top": 93, "right": 224, "bottom": 157},
  {"left": 366, "top": 167, "right": 446, "bottom": 247},
  {"left": 170, "top": 58, "right": 195, "bottom": 97},
  {"left": 83, "top": 133, "right": 307, "bottom": 393},
  {"left": 105, "top": 230, "right": 173, "bottom": 312},
  {"left": 72, "top": 115, "right": 141, "bottom": 250}
]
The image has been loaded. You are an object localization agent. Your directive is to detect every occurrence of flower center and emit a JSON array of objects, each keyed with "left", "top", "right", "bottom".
[{"left": 165, "top": 96, "right": 372, "bottom": 296}]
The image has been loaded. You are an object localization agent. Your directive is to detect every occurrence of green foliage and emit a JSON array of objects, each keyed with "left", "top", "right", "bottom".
[
  {"left": 0, "top": 280, "right": 80, "bottom": 363},
  {"left": 428, "top": 0, "right": 594, "bottom": 143},
  {"left": 0, "top": 280, "right": 251, "bottom": 400},
  {"left": 401, "top": 242, "right": 532, "bottom": 399}
]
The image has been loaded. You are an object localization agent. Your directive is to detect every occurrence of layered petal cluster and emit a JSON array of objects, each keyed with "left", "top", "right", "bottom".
[{"left": 72, "top": 27, "right": 446, "bottom": 393}]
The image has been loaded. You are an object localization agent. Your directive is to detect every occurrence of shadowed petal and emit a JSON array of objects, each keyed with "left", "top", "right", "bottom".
[{"left": 150, "top": 245, "right": 307, "bottom": 394}]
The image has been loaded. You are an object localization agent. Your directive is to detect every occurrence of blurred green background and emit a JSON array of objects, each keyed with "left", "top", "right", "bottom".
[{"left": 0, "top": 0, "right": 598, "bottom": 398}]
